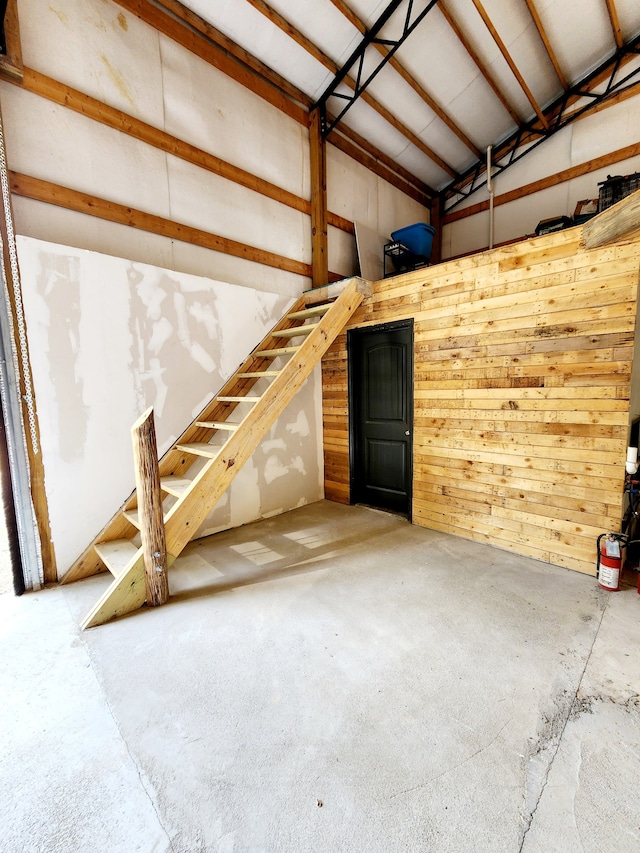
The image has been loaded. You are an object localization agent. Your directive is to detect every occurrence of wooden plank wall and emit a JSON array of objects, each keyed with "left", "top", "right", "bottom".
[{"left": 322, "top": 227, "right": 640, "bottom": 575}]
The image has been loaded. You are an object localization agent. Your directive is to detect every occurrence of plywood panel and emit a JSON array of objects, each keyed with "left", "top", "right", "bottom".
[{"left": 322, "top": 227, "right": 640, "bottom": 576}]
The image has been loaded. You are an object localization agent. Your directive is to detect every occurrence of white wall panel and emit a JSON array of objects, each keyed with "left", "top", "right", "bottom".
[
  {"left": 166, "top": 155, "right": 310, "bottom": 263},
  {"left": 17, "top": 237, "right": 323, "bottom": 576},
  {"left": 1, "top": 84, "right": 171, "bottom": 217},
  {"left": 158, "top": 35, "right": 310, "bottom": 199},
  {"left": 19, "top": 0, "right": 165, "bottom": 127}
]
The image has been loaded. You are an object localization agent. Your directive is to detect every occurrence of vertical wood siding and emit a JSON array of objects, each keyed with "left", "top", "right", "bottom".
[{"left": 322, "top": 228, "right": 640, "bottom": 575}]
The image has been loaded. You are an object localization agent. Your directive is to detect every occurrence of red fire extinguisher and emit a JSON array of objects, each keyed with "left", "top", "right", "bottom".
[{"left": 596, "top": 533, "right": 623, "bottom": 591}]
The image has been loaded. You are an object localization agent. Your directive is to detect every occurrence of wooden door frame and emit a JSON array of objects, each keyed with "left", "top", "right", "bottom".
[{"left": 347, "top": 318, "right": 414, "bottom": 519}]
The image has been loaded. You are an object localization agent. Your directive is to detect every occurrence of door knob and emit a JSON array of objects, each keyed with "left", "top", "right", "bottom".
[{"left": 405, "top": 430, "right": 410, "bottom": 436}]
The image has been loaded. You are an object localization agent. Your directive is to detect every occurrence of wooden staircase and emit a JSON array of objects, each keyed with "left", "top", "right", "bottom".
[{"left": 60, "top": 278, "right": 368, "bottom": 628}]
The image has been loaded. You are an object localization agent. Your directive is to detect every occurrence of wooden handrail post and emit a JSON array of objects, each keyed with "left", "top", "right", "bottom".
[{"left": 131, "top": 407, "right": 169, "bottom": 607}]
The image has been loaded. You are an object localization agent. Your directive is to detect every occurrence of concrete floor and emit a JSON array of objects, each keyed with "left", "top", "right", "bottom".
[{"left": 1, "top": 500, "right": 639, "bottom": 852}]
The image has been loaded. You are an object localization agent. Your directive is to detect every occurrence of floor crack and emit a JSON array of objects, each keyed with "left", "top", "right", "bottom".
[{"left": 518, "top": 594, "right": 609, "bottom": 852}]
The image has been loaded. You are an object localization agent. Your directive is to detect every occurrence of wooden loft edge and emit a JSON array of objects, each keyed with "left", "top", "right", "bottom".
[
  {"left": 304, "top": 276, "right": 372, "bottom": 306},
  {"left": 582, "top": 189, "right": 640, "bottom": 249},
  {"left": 114, "top": 0, "right": 308, "bottom": 126}
]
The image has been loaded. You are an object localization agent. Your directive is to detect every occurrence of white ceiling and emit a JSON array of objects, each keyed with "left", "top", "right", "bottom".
[{"left": 178, "top": 0, "right": 640, "bottom": 196}]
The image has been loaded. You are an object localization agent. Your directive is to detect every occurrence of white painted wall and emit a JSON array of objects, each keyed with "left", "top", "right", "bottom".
[
  {"left": 17, "top": 237, "right": 324, "bottom": 577},
  {"left": 442, "top": 92, "right": 640, "bottom": 259}
]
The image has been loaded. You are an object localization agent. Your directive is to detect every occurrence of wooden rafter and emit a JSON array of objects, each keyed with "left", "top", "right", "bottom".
[
  {"left": 0, "top": 0, "right": 22, "bottom": 83},
  {"left": 439, "top": 0, "right": 521, "bottom": 126},
  {"left": 605, "top": 0, "right": 624, "bottom": 49},
  {"left": 469, "top": 0, "right": 548, "bottom": 128},
  {"left": 524, "top": 0, "right": 567, "bottom": 89},
  {"left": 327, "top": 0, "right": 480, "bottom": 158},
  {"left": 245, "top": 0, "right": 456, "bottom": 177}
]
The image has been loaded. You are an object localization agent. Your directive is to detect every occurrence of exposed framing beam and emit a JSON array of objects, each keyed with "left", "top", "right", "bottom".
[
  {"left": 439, "top": 1, "right": 521, "bottom": 126},
  {"left": 469, "top": 0, "right": 548, "bottom": 128},
  {"left": 19, "top": 68, "right": 311, "bottom": 214},
  {"left": 327, "top": 0, "right": 480, "bottom": 157},
  {"left": 442, "top": 141, "right": 640, "bottom": 225},
  {"left": 309, "top": 108, "right": 328, "bottom": 288},
  {"left": 443, "top": 35, "right": 640, "bottom": 210},
  {"left": 523, "top": 0, "right": 567, "bottom": 89},
  {"left": 605, "top": 0, "right": 624, "bottom": 49},
  {"left": 17, "top": 67, "right": 427, "bottom": 240},
  {"left": 9, "top": 172, "right": 348, "bottom": 280}
]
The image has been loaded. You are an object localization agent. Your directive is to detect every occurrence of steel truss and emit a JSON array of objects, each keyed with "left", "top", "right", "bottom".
[
  {"left": 314, "top": 0, "right": 440, "bottom": 138},
  {"left": 443, "top": 36, "right": 640, "bottom": 212}
]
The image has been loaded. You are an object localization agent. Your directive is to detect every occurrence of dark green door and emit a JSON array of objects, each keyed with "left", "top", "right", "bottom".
[{"left": 348, "top": 321, "right": 413, "bottom": 517}]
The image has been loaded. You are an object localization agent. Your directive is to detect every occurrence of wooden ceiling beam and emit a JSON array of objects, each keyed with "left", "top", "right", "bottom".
[
  {"left": 469, "top": 0, "right": 548, "bottom": 128},
  {"left": 605, "top": 0, "right": 624, "bottom": 49},
  {"left": 327, "top": 0, "right": 480, "bottom": 158},
  {"left": 523, "top": 0, "right": 568, "bottom": 89},
  {"left": 439, "top": 1, "right": 521, "bottom": 126},
  {"left": 246, "top": 0, "right": 457, "bottom": 178}
]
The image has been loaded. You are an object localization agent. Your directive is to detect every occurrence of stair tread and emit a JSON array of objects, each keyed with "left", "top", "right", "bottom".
[
  {"left": 272, "top": 324, "right": 319, "bottom": 338},
  {"left": 237, "top": 370, "right": 281, "bottom": 377},
  {"left": 287, "top": 304, "right": 331, "bottom": 319},
  {"left": 160, "top": 476, "right": 193, "bottom": 497},
  {"left": 195, "top": 420, "right": 239, "bottom": 430},
  {"left": 254, "top": 346, "right": 300, "bottom": 356},
  {"left": 175, "top": 442, "right": 224, "bottom": 458},
  {"left": 95, "top": 540, "right": 139, "bottom": 577},
  {"left": 123, "top": 509, "right": 141, "bottom": 528}
]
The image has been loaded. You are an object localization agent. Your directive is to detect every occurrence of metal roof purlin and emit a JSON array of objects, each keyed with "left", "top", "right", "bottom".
[{"left": 314, "top": 0, "right": 441, "bottom": 138}]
